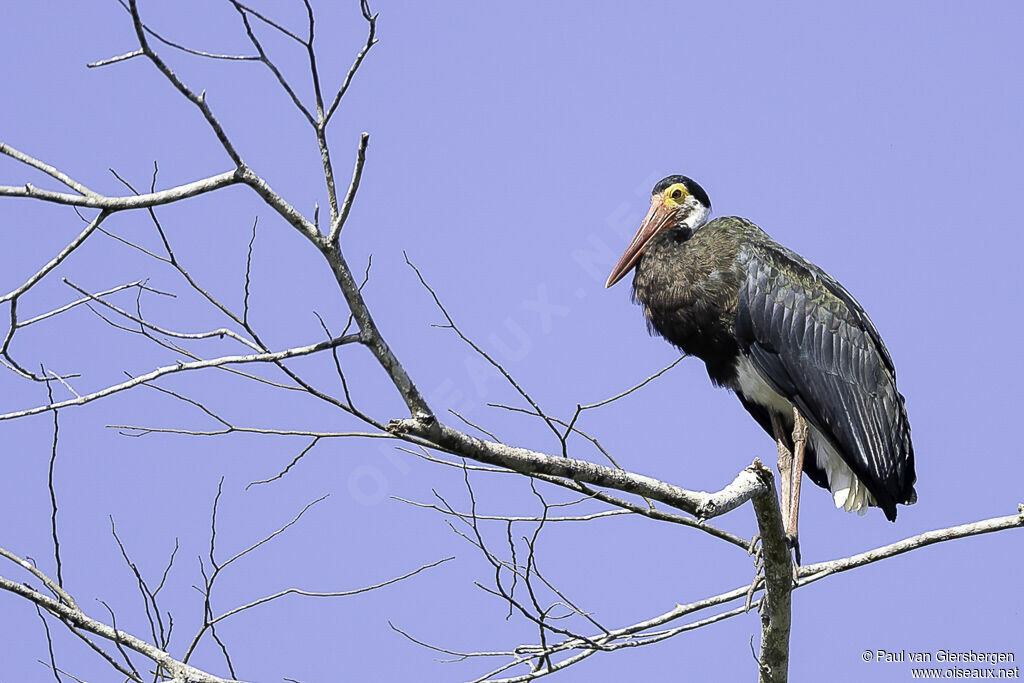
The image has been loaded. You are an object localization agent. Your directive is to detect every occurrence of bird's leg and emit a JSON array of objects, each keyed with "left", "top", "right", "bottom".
[
  {"left": 769, "top": 412, "right": 793, "bottom": 537},
  {"left": 788, "top": 407, "right": 809, "bottom": 567}
]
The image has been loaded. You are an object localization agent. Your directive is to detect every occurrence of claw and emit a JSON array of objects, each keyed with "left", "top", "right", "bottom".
[{"left": 786, "top": 532, "right": 802, "bottom": 566}]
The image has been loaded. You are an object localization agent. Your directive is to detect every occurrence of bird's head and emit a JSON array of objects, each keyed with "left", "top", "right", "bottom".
[{"left": 605, "top": 175, "right": 711, "bottom": 287}]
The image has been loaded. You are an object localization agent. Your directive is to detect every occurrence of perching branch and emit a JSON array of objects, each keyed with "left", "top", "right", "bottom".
[
  {"left": 387, "top": 418, "right": 767, "bottom": 520},
  {"left": 397, "top": 446, "right": 752, "bottom": 549},
  {"left": 746, "top": 462, "right": 792, "bottom": 683}
]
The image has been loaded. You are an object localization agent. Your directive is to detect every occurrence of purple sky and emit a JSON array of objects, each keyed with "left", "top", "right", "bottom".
[{"left": 2, "top": 2, "right": 1022, "bottom": 681}]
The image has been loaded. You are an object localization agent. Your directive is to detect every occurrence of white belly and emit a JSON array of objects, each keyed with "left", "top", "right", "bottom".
[{"left": 732, "top": 356, "right": 875, "bottom": 514}]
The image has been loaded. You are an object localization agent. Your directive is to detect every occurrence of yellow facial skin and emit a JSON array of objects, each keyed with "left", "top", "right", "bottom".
[{"left": 662, "top": 183, "right": 690, "bottom": 207}]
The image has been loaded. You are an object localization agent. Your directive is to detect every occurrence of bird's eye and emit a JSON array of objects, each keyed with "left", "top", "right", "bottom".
[{"left": 671, "top": 189, "right": 683, "bottom": 200}]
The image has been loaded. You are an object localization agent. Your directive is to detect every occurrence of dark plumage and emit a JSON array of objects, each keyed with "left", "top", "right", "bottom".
[{"left": 608, "top": 176, "right": 916, "bottom": 523}]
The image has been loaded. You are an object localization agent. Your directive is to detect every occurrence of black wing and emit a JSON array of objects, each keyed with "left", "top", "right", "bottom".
[{"left": 734, "top": 238, "right": 916, "bottom": 520}]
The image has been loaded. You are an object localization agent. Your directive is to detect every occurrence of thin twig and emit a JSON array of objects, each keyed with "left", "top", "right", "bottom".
[
  {"left": 43, "top": 371, "right": 63, "bottom": 587},
  {"left": 405, "top": 255, "right": 561, "bottom": 441},
  {"left": 34, "top": 606, "right": 62, "bottom": 683},
  {"left": 208, "top": 556, "right": 454, "bottom": 626},
  {"left": 329, "top": 133, "right": 368, "bottom": 242},
  {"left": 127, "top": 0, "right": 245, "bottom": 167},
  {"left": 108, "top": 1, "right": 258, "bottom": 63},
  {"left": 228, "top": 1, "right": 315, "bottom": 126},
  {"left": 324, "top": 0, "right": 378, "bottom": 124},
  {"left": 578, "top": 356, "right": 685, "bottom": 411},
  {"left": 243, "top": 217, "right": 257, "bottom": 326},
  {"left": 460, "top": 506, "right": 1024, "bottom": 681},
  {"left": 0, "top": 574, "right": 223, "bottom": 682},
  {"left": 0, "top": 334, "right": 360, "bottom": 422},
  {"left": 395, "top": 444, "right": 751, "bottom": 549}
]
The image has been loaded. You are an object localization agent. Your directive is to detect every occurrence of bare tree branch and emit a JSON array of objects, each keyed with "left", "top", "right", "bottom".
[
  {"left": 106, "top": 0, "right": 258, "bottom": 64},
  {"left": 0, "top": 143, "right": 99, "bottom": 196},
  {"left": 328, "top": 132, "right": 368, "bottom": 242},
  {"left": 62, "top": 278, "right": 262, "bottom": 352},
  {"left": 0, "top": 547, "right": 76, "bottom": 609},
  {"left": 0, "top": 170, "right": 240, "bottom": 209},
  {"left": 44, "top": 374, "right": 64, "bottom": 588},
  {"left": 324, "top": 0, "right": 377, "bottom": 124},
  {"left": 126, "top": 0, "right": 244, "bottom": 167},
  {"left": 798, "top": 506, "right": 1024, "bottom": 583},
  {"left": 228, "top": 2, "right": 316, "bottom": 126},
  {"left": 394, "top": 497, "right": 638, "bottom": 524},
  {"left": 576, "top": 356, "right": 685, "bottom": 411},
  {"left": 34, "top": 608, "right": 65, "bottom": 683},
  {"left": 388, "top": 419, "right": 766, "bottom": 519},
  {"left": 746, "top": 462, "right": 792, "bottom": 683},
  {"left": 0, "top": 574, "right": 233, "bottom": 682},
  {"left": 16, "top": 282, "right": 155, "bottom": 328},
  {"left": 2, "top": 211, "right": 108, "bottom": 307},
  {"left": 0, "top": 334, "right": 359, "bottom": 422},
  {"left": 396, "top": 443, "right": 753, "bottom": 549},
  {"left": 208, "top": 555, "right": 454, "bottom": 627},
  {"left": 406, "top": 255, "right": 561, "bottom": 441},
  {"left": 450, "top": 506, "right": 1024, "bottom": 681},
  {"left": 87, "top": 49, "right": 145, "bottom": 68}
]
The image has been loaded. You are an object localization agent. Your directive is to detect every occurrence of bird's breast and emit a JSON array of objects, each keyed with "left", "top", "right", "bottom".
[{"left": 632, "top": 230, "right": 743, "bottom": 383}]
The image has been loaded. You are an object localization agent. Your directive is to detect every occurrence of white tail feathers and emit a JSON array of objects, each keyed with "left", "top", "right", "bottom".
[{"left": 811, "top": 429, "right": 875, "bottom": 514}]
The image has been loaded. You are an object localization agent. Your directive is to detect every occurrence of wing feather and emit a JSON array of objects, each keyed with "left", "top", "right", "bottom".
[{"left": 736, "top": 240, "right": 916, "bottom": 519}]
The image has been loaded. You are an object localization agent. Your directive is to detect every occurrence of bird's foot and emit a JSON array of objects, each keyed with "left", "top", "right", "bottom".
[
  {"left": 785, "top": 532, "right": 802, "bottom": 566},
  {"left": 785, "top": 532, "right": 801, "bottom": 583}
]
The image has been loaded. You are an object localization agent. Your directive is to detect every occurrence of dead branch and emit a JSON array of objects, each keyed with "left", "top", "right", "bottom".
[
  {"left": 746, "top": 462, "right": 791, "bottom": 683},
  {"left": 0, "top": 572, "right": 233, "bottom": 683},
  {"left": 387, "top": 419, "right": 767, "bottom": 519},
  {"left": 0, "top": 334, "right": 359, "bottom": 422},
  {"left": 446, "top": 506, "right": 1023, "bottom": 681}
]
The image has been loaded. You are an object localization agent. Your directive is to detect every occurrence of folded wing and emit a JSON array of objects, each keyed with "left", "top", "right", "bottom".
[{"left": 734, "top": 240, "right": 916, "bottom": 520}]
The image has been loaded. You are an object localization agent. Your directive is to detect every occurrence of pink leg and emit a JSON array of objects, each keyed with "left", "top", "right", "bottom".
[
  {"left": 789, "top": 407, "right": 809, "bottom": 566},
  {"left": 770, "top": 412, "right": 792, "bottom": 537}
]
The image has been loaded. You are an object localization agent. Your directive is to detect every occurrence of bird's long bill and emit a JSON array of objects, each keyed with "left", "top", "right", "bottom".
[{"left": 605, "top": 199, "right": 673, "bottom": 288}]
